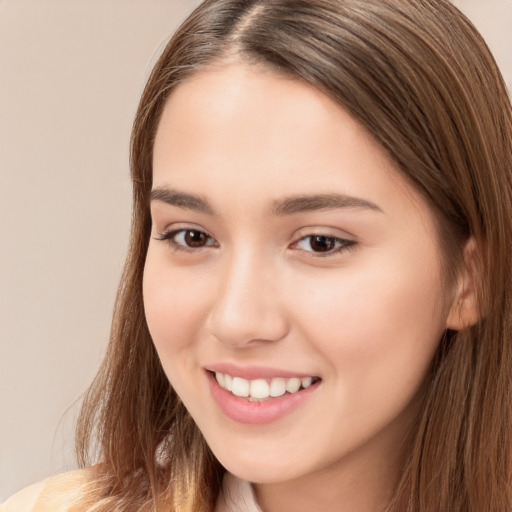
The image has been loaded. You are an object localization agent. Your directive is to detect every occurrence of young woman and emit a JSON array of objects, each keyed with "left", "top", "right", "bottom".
[{"left": 3, "top": 0, "right": 512, "bottom": 511}]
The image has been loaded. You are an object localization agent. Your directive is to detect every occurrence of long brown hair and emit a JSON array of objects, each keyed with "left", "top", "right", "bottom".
[{"left": 76, "top": 1, "right": 512, "bottom": 510}]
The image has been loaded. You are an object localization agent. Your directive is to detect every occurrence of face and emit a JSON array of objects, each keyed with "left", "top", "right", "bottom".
[{"left": 144, "top": 63, "right": 453, "bottom": 489}]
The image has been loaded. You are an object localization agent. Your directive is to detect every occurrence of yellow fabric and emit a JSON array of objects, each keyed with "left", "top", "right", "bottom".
[
  {"left": 1, "top": 469, "right": 260, "bottom": 511},
  {"left": 1, "top": 469, "right": 92, "bottom": 512}
]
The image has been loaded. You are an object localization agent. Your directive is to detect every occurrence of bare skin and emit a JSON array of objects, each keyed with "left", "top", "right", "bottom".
[{"left": 144, "top": 62, "right": 464, "bottom": 512}]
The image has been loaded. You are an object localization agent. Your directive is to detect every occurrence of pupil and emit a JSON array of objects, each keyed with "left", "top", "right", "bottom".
[
  {"left": 310, "top": 236, "right": 334, "bottom": 252},
  {"left": 185, "top": 230, "right": 206, "bottom": 247}
]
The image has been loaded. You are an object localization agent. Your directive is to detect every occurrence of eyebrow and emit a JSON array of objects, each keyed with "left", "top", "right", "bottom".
[
  {"left": 150, "top": 188, "right": 218, "bottom": 216},
  {"left": 150, "top": 187, "right": 383, "bottom": 216},
  {"left": 272, "top": 193, "right": 383, "bottom": 215}
]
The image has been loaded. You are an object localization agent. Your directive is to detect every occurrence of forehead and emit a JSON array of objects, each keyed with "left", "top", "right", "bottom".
[{"left": 152, "top": 62, "right": 428, "bottom": 221}]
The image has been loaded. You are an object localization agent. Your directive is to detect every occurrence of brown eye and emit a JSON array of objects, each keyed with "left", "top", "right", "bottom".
[
  {"left": 293, "top": 234, "right": 355, "bottom": 256},
  {"left": 155, "top": 228, "right": 217, "bottom": 250},
  {"left": 309, "top": 235, "right": 336, "bottom": 252},
  {"left": 184, "top": 230, "right": 209, "bottom": 247}
]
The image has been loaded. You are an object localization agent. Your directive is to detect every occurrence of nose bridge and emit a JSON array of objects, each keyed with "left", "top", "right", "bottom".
[{"left": 207, "top": 245, "right": 288, "bottom": 348}]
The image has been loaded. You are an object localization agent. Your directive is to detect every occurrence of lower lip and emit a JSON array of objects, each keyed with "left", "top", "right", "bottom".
[{"left": 206, "top": 372, "right": 320, "bottom": 425}]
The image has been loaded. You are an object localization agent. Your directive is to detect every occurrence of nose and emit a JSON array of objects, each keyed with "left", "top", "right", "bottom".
[{"left": 206, "top": 249, "right": 290, "bottom": 349}]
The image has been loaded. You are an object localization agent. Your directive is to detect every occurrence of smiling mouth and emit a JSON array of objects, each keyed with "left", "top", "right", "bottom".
[{"left": 211, "top": 371, "right": 321, "bottom": 401}]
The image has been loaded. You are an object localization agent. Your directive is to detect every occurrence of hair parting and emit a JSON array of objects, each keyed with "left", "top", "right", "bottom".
[{"left": 76, "top": 1, "right": 512, "bottom": 510}]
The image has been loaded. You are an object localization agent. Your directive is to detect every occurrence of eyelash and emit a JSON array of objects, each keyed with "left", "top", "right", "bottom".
[
  {"left": 291, "top": 234, "right": 356, "bottom": 257},
  {"left": 154, "top": 229, "right": 218, "bottom": 253},
  {"left": 154, "top": 229, "right": 356, "bottom": 256}
]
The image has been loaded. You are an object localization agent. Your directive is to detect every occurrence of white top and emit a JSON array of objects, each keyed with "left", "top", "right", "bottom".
[{"left": 215, "top": 473, "right": 263, "bottom": 512}]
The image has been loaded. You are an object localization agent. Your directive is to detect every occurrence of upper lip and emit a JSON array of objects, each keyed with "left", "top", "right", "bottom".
[{"left": 204, "top": 362, "right": 318, "bottom": 380}]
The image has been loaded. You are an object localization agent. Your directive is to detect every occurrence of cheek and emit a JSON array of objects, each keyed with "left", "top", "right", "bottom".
[
  {"left": 142, "top": 253, "right": 212, "bottom": 359},
  {"left": 142, "top": 255, "right": 218, "bottom": 406},
  {"left": 281, "top": 258, "right": 447, "bottom": 452},
  {"left": 291, "top": 251, "right": 447, "bottom": 389}
]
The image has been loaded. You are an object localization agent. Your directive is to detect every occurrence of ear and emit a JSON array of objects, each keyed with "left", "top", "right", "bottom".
[{"left": 446, "top": 237, "right": 482, "bottom": 331}]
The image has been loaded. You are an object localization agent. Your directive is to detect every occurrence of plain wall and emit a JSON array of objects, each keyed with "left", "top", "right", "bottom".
[
  {"left": 0, "top": 0, "right": 202, "bottom": 500},
  {"left": 0, "top": 0, "right": 511, "bottom": 501}
]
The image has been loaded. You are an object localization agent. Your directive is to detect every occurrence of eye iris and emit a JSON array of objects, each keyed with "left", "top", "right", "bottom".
[
  {"left": 310, "top": 235, "right": 335, "bottom": 252},
  {"left": 184, "top": 230, "right": 207, "bottom": 247}
]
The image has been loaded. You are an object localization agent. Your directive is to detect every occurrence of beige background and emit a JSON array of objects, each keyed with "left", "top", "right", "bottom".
[{"left": 0, "top": 0, "right": 510, "bottom": 501}]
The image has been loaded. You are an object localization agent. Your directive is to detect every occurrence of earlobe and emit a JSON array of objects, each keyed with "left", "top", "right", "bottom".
[{"left": 446, "top": 237, "right": 482, "bottom": 331}]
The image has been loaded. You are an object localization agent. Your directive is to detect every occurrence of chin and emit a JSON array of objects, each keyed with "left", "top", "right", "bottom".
[
  {"left": 224, "top": 462, "right": 299, "bottom": 484},
  {"left": 210, "top": 442, "right": 312, "bottom": 484}
]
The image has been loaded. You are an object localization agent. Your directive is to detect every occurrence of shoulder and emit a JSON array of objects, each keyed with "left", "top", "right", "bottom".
[{"left": 1, "top": 467, "right": 96, "bottom": 512}]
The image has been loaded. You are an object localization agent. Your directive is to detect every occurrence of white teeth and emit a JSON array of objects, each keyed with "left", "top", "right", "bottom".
[
  {"left": 286, "top": 377, "right": 301, "bottom": 393},
  {"left": 301, "top": 377, "right": 313, "bottom": 388},
  {"left": 231, "top": 377, "right": 249, "bottom": 397},
  {"left": 215, "top": 372, "right": 225, "bottom": 388},
  {"left": 213, "top": 372, "right": 317, "bottom": 399},
  {"left": 269, "top": 378, "right": 286, "bottom": 397},
  {"left": 250, "top": 379, "right": 270, "bottom": 399},
  {"left": 225, "top": 374, "right": 233, "bottom": 392}
]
